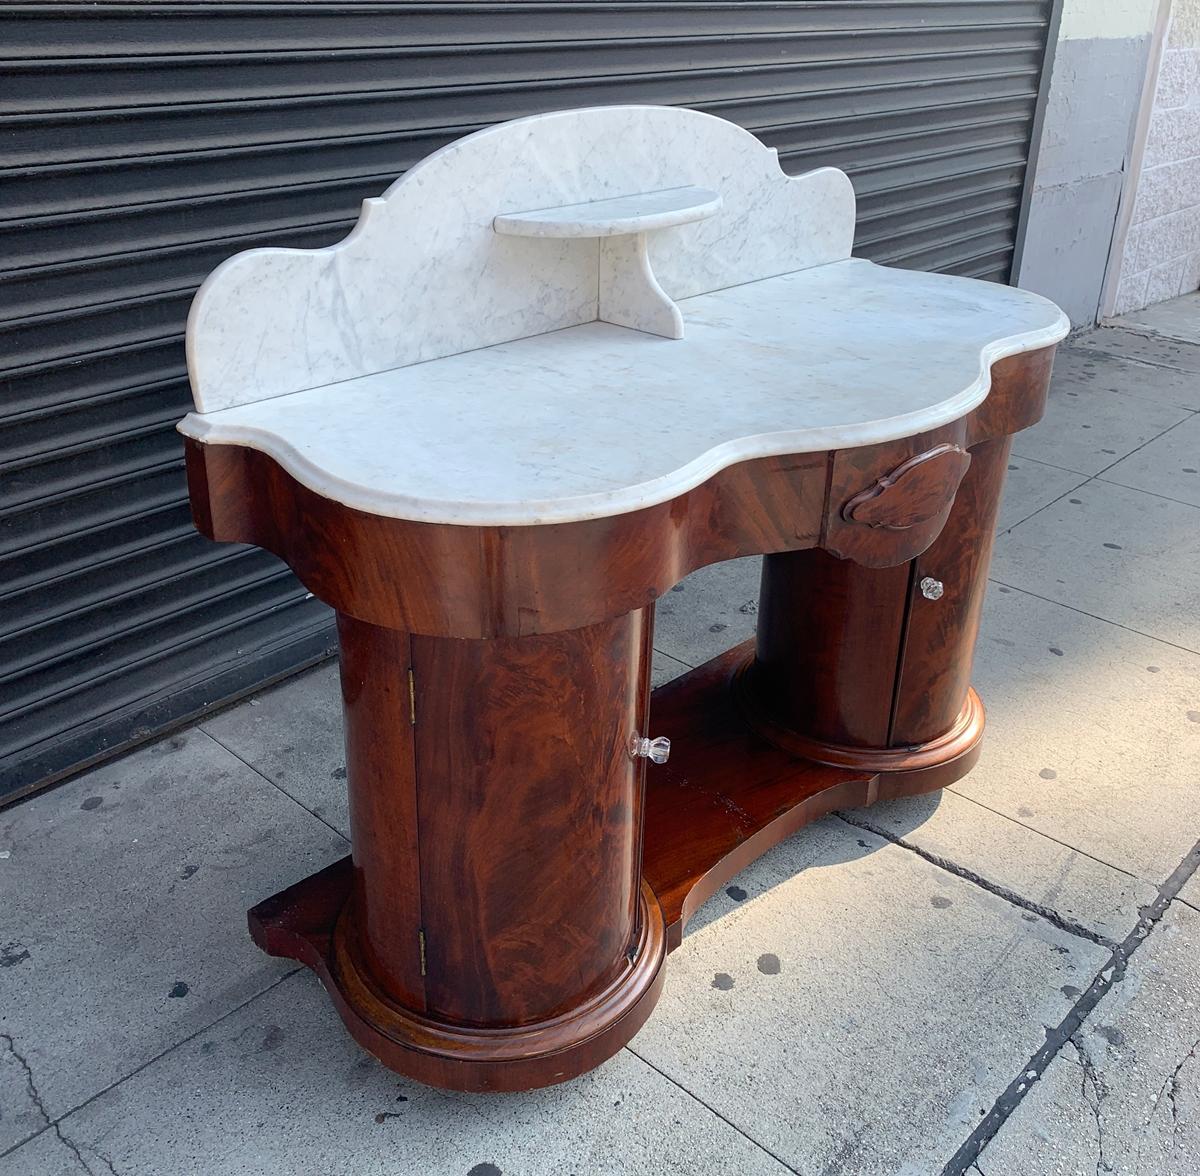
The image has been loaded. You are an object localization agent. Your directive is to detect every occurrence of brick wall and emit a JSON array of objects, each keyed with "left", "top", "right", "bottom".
[
  {"left": 1113, "top": 0, "right": 1200, "bottom": 311},
  {"left": 1016, "top": 0, "right": 1159, "bottom": 326}
]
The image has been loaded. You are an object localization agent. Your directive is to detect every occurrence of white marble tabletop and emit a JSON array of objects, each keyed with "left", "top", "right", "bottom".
[{"left": 179, "top": 258, "right": 1069, "bottom": 526}]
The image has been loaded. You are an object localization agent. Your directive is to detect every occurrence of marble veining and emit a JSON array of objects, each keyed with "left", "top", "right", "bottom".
[
  {"left": 179, "top": 258, "right": 1070, "bottom": 526},
  {"left": 185, "top": 105, "right": 855, "bottom": 412},
  {"left": 597, "top": 233, "right": 684, "bottom": 340}
]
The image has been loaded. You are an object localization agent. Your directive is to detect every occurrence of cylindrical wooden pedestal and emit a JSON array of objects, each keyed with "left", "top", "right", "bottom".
[
  {"left": 328, "top": 608, "right": 666, "bottom": 1091},
  {"left": 743, "top": 437, "right": 1012, "bottom": 780}
]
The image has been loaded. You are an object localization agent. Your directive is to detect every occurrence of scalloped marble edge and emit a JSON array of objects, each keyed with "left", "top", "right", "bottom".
[
  {"left": 178, "top": 309, "right": 1068, "bottom": 527},
  {"left": 185, "top": 105, "right": 855, "bottom": 412}
]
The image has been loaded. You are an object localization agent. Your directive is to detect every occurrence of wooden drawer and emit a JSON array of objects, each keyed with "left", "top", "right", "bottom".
[{"left": 823, "top": 424, "right": 973, "bottom": 568}]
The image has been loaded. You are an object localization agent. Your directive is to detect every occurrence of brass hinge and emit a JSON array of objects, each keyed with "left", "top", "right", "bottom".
[
  {"left": 408, "top": 667, "right": 416, "bottom": 725},
  {"left": 418, "top": 928, "right": 427, "bottom": 977}
]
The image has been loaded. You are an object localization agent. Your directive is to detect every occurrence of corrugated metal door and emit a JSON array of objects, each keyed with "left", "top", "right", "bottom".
[{"left": 0, "top": 1, "right": 1057, "bottom": 803}]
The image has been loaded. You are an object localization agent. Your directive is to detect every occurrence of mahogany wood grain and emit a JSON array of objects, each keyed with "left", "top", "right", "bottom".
[
  {"left": 337, "top": 615, "right": 424, "bottom": 1010},
  {"left": 409, "top": 611, "right": 651, "bottom": 1027},
  {"left": 185, "top": 441, "right": 826, "bottom": 639},
  {"left": 753, "top": 550, "right": 911, "bottom": 748},
  {"left": 968, "top": 346, "right": 1054, "bottom": 445},
  {"left": 742, "top": 442, "right": 1005, "bottom": 768},
  {"left": 183, "top": 346, "right": 1055, "bottom": 640},
  {"left": 641, "top": 642, "right": 877, "bottom": 947},
  {"left": 251, "top": 641, "right": 981, "bottom": 985},
  {"left": 261, "top": 609, "right": 668, "bottom": 1090},
  {"left": 250, "top": 859, "right": 666, "bottom": 1092},
  {"left": 736, "top": 673, "right": 986, "bottom": 777},
  {"left": 842, "top": 444, "right": 972, "bottom": 531},
  {"left": 891, "top": 437, "right": 1011, "bottom": 745},
  {"left": 744, "top": 440, "right": 1024, "bottom": 764},
  {"left": 822, "top": 421, "right": 970, "bottom": 568}
]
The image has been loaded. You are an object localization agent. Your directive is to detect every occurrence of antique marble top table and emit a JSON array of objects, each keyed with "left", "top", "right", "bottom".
[{"left": 180, "top": 105, "right": 1068, "bottom": 1093}]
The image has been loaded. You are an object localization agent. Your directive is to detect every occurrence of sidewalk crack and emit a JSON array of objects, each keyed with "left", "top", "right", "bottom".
[
  {"left": 939, "top": 837, "right": 1200, "bottom": 1175},
  {"left": 51, "top": 1123, "right": 103, "bottom": 1175},
  {"left": 0, "top": 1040, "right": 116, "bottom": 1176},
  {"left": 1152, "top": 1034, "right": 1200, "bottom": 1138},
  {"left": 1067, "top": 1037, "right": 1110, "bottom": 1176},
  {"left": 1, "top": 1032, "right": 50, "bottom": 1129},
  {"left": 835, "top": 812, "right": 1113, "bottom": 948}
]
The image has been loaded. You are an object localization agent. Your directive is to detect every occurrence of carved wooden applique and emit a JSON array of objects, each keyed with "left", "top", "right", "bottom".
[{"left": 842, "top": 444, "right": 972, "bottom": 531}]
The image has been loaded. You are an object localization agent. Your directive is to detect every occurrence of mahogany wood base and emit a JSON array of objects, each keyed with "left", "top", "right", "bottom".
[
  {"left": 643, "top": 641, "right": 984, "bottom": 947},
  {"left": 249, "top": 864, "right": 666, "bottom": 1093},
  {"left": 250, "top": 638, "right": 983, "bottom": 1089},
  {"left": 732, "top": 658, "right": 986, "bottom": 776}
]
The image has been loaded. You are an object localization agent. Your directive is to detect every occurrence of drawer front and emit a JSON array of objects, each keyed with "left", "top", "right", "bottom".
[{"left": 823, "top": 425, "right": 972, "bottom": 568}]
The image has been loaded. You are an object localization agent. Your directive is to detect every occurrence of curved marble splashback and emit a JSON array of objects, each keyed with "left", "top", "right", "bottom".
[{"left": 185, "top": 105, "right": 856, "bottom": 412}]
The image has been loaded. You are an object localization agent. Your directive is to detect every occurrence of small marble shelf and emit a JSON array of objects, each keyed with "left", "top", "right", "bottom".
[{"left": 493, "top": 186, "right": 722, "bottom": 238}]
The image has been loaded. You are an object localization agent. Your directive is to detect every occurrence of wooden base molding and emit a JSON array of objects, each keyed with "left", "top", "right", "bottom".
[
  {"left": 252, "top": 638, "right": 981, "bottom": 1088},
  {"left": 734, "top": 660, "right": 986, "bottom": 776},
  {"left": 250, "top": 864, "right": 666, "bottom": 1093}
]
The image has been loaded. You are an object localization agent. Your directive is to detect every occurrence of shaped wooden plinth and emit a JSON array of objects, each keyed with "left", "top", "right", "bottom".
[
  {"left": 250, "top": 860, "right": 665, "bottom": 1093},
  {"left": 249, "top": 636, "right": 980, "bottom": 1090}
]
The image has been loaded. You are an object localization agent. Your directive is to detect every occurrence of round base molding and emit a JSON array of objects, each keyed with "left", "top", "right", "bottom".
[
  {"left": 327, "top": 881, "right": 668, "bottom": 1093},
  {"left": 734, "top": 657, "right": 986, "bottom": 778}
]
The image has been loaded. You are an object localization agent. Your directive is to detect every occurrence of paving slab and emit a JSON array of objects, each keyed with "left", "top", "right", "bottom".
[
  {"left": 201, "top": 658, "right": 348, "bottom": 837},
  {"left": 1041, "top": 341, "right": 1200, "bottom": 411},
  {"left": 950, "top": 584, "right": 1200, "bottom": 883},
  {"left": 976, "top": 901, "right": 1200, "bottom": 1176},
  {"left": 1101, "top": 412, "right": 1200, "bottom": 508},
  {"left": 0, "top": 1033, "right": 47, "bottom": 1155},
  {"left": 1010, "top": 357, "right": 1189, "bottom": 476},
  {"left": 1179, "top": 870, "right": 1200, "bottom": 913},
  {"left": 997, "top": 455, "right": 1088, "bottom": 533},
  {"left": 1110, "top": 291, "right": 1200, "bottom": 344},
  {"left": 8, "top": 976, "right": 788, "bottom": 1176},
  {"left": 990, "top": 477, "right": 1200, "bottom": 652},
  {"left": 846, "top": 789, "right": 1155, "bottom": 945},
  {"left": 630, "top": 816, "right": 1109, "bottom": 1176},
  {"left": 652, "top": 555, "right": 761, "bottom": 669},
  {"left": 0, "top": 731, "right": 346, "bottom": 1128},
  {"left": 651, "top": 648, "right": 691, "bottom": 686},
  {"left": 1073, "top": 324, "right": 1200, "bottom": 376},
  {"left": 0, "top": 1130, "right": 83, "bottom": 1176}
]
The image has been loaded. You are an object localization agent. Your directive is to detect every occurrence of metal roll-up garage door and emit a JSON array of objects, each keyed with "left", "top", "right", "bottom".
[{"left": 0, "top": 1, "right": 1057, "bottom": 803}]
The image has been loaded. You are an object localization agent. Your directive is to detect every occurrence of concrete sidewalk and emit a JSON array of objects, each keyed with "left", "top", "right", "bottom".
[{"left": 3, "top": 295, "right": 1199, "bottom": 1176}]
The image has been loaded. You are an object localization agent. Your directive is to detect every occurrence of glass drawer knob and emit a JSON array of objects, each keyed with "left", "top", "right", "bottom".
[
  {"left": 920, "top": 576, "right": 945, "bottom": 601},
  {"left": 630, "top": 732, "right": 671, "bottom": 764}
]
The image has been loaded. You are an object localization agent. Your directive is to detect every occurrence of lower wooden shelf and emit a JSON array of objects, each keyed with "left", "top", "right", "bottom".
[
  {"left": 249, "top": 637, "right": 981, "bottom": 1089},
  {"left": 642, "top": 639, "right": 981, "bottom": 947}
]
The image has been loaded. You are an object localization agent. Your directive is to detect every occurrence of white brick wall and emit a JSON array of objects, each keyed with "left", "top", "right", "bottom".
[{"left": 1115, "top": 0, "right": 1200, "bottom": 312}]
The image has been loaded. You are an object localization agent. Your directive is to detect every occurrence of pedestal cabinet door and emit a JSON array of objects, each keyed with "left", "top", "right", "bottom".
[
  {"left": 890, "top": 437, "right": 1011, "bottom": 746},
  {"left": 409, "top": 609, "right": 653, "bottom": 1028},
  {"left": 755, "top": 548, "right": 910, "bottom": 749}
]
